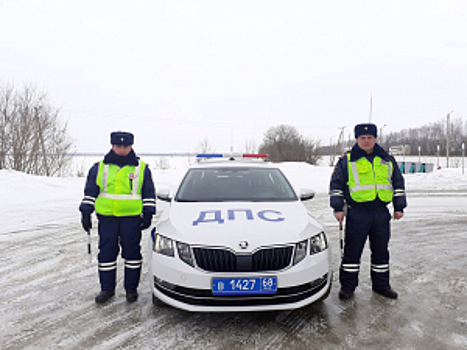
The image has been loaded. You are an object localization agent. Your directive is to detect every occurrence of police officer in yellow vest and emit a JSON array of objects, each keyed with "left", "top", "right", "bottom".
[
  {"left": 330, "top": 123, "right": 407, "bottom": 300},
  {"left": 79, "top": 132, "right": 156, "bottom": 304}
]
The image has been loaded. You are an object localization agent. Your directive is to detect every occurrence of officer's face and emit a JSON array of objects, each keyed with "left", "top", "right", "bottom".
[
  {"left": 357, "top": 135, "right": 376, "bottom": 153},
  {"left": 112, "top": 145, "right": 132, "bottom": 156}
]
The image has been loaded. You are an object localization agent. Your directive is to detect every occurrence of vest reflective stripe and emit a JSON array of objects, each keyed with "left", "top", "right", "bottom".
[
  {"left": 350, "top": 161, "right": 361, "bottom": 186},
  {"left": 347, "top": 154, "right": 394, "bottom": 203},
  {"left": 101, "top": 164, "right": 141, "bottom": 195},
  {"left": 98, "top": 193, "right": 142, "bottom": 200},
  {"left": 102, "top": 164, "right": 110, "bottom": 193},
  {"left": 95, "top": 161, "right": 145, "bottom": 216}
]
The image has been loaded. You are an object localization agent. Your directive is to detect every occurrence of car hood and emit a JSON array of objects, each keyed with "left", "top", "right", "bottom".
[{"left": 157, "top": 201, "right": 323, "bottom": 252}]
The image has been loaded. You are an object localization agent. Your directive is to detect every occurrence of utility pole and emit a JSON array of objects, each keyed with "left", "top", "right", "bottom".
[
  {"left": 369, "top": 95, "right": 373, "bottom": 123},
  {"left": 230, "top": 125, "right": 234, "bottom": 153},
  {"left": 437, "top": 144, "right": 440, "bottom": 168},
  {"left": 446, "top": 111, "right": 453, "bottom": 168},
  {"left": 462, "top": 142, "right": 465, "bottom": 175},
  {"left": 329, "top": 137, "right": 335, "bottom": 166},
  {"left": 337, "top": 126, "right": 346, "bottom": 155},
  {"left": 380, "top": 124, "right": 386, "bottom": 148}
]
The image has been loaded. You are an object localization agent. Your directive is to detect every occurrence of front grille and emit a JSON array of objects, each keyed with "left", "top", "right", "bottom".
[
  {"left": 192, "top": 246, "right": 293, "bottom": 272},
  {"left": 253, "top": 246, "right": 292, "bottom": 270}
]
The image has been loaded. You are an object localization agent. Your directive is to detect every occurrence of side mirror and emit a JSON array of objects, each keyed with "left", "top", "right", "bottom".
[
  {"left": 299, "top": 188, "right": 315, "bottom": 201},
  {"left": 156, "top": 188, "right": 172, "bottom": 202}
]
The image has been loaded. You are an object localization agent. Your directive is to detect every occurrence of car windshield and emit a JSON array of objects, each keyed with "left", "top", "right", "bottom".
[{"left": 175, "top": 167, "right": 298, "bottom": 202}]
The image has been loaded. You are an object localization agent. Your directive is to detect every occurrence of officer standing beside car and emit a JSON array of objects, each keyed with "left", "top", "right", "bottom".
[
  {"left": 79, "top": 131, "right": 156, "bottom": 304},
  {"left": 329, "top": 123, "right": 407, "bottom": 300}
]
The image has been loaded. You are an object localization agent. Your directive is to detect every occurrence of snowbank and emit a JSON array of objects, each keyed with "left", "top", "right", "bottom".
[
  {"left": 404, "top": 168, "right": 467, "bottom": 191},
  {"left": 2, "top": 163, "right": 466, "bottom": 233}
]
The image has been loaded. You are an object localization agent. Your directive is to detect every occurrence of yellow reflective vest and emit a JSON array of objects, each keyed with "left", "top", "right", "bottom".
[
  {"left": 95, "top": 161, "right": 146, "bottom": 216},
  {"left": 347, "top": 153, "right": 394, "bottom": 203}
]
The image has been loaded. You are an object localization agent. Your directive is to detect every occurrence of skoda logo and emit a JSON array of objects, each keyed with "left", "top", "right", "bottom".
[{"left": 239, "top": 241, "right": 248, "bottom": 249}]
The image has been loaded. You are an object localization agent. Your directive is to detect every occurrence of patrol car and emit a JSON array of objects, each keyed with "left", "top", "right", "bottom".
[{"left": 149, "top": 154, "right": 332, "bottom": 312}]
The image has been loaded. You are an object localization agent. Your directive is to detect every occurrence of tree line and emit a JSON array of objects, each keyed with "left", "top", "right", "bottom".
[
  {"left": 0, "top": 85, "right": 73, "bottom": 176},
  {"left": 196, "top": 125, "right": 323, "bottom": 165},
  {"left": 259, "top": 118, "right": 467, "bottom": 165},
  {"left": 2, "top": 84, "right": 465, "bottom": 176},
  {"left": 319, "top": 118, "right": 467, "bottom": 159},
  {"left": 258, "top": 125, "right": 321, "bottom": 164},
  {"left": 379, "top": 118, "right": 467, "bottom": 156}
]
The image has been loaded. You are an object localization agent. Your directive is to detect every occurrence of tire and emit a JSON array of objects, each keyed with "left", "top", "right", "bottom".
[
  {"left": 317, "top": 280, "right": 332, "bottom": 303},
  {"left": 152, "top": 294, "right": 165, "bottom": 306}
]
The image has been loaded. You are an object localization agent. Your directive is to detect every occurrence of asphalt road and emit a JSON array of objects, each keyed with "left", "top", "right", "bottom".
[{"left": 1, "top": 191, "right": 467, "bottom": 349}]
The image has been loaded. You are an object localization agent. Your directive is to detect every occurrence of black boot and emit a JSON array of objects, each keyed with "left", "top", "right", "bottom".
[
  {"left": 126, "top": 289, "right": 138, "bottom": 303},
  {"left": 95, "top": 290, "right": 115, "bottom": 304},
  {"left": 373, "top": 288, "right": 398, "bottom": 299},
  {"left": 338, "top": 288, "right": 354, "bottom": 300}
]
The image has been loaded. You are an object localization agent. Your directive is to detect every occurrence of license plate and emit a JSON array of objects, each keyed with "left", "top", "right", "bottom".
[{"left": 212, "top": 277, "right": 277, "bottom": 295}]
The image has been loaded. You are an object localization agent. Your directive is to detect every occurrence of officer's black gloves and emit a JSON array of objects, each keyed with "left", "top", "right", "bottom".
[
  {"left": 141, "top": 212, "right": 153, "bottom": 230},
  {"left": 81, "top": 213, "right": 152, "bottom": 231},
  {"left": 81, "top": 213, "right": 92, "bottom": 232}
]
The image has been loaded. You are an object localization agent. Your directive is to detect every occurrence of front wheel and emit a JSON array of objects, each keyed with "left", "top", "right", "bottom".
[
  {"left": 152, "top": 294, "right": 165, "bottom": 306},
  {"left": 317, "top": 281, "right": 332, "bottom": 303}
]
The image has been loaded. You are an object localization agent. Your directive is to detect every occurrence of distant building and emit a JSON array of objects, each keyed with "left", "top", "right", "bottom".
[{"left": 389, "top": 145, "right": 411, "bottom": 155}]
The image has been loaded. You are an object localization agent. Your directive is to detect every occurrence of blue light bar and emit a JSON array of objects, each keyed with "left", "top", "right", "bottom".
[{"left": 196, "top": 154, "right": 223, "bottom": 158}]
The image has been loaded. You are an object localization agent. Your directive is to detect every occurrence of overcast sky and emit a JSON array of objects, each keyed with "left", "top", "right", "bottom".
[{"left": 1, "top": 1, "right": 466, "bottom": 154}]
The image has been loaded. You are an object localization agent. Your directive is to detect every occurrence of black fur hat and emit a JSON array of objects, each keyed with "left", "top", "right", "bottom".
[
  {"left": 110, "top": 131, "right": 134, "bottom": 146},
  {"left": 354, "top": 123, "right": 377, "bottom": 138}
]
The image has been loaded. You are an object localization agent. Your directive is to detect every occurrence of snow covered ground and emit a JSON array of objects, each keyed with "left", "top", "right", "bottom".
[{"left": 1, "top": 161, "right": 467, "bottom": 349}]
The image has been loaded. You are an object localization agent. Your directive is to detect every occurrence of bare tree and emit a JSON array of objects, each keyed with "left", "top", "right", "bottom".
[
  {"left": 196, "top": 137, "right": 215, "bottom": 154},
  {"left": 303, "top": 136, "right": 321, "bottom": 165},
  {"left": 384, "top": 117, "right": 466, "bottom": 156},
  {"left": 259, "top": 125, "right": 321, "bottom": 164},
  {"left": 243, "top": 139, "right": 257, "bottom": 154},
  {"left": 0, "top": 86, "right": 15, "bottom": 169},
  {"left": 0, "top": 84, "right": 74, "bottom": 176}
]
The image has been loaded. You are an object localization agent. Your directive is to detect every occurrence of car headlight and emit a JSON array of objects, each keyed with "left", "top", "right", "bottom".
[
  {"left": 176, "top": 242, "right": 194, "bottom": 267},
  {"left": 310, "top": 232, "right": 328, "bottom": 255},
  {"left": 293, "top": 239, "right": 308, "bottom": 265},
  {"left": 153, "top": 234, "right": 174, "bottom": 257}
]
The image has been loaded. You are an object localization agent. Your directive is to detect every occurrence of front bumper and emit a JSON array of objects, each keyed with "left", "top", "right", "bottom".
[
  {"left": 153, "top": 273, "right": 330, "bottom": 311},
  {"left": 149, "top": 249, "right": 332, "bottom": 312}
]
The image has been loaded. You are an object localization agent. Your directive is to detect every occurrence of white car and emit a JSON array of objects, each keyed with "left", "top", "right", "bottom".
[{"left": 149, "top": 154, "right": 332, "bottom": 312}]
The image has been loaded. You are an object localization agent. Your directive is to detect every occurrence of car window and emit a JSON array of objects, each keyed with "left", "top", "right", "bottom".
[{"left": 175, "top": 167, "right": 298, "bottom": 202}]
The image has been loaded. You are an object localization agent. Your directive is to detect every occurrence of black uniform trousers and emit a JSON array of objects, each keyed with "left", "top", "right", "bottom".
[
  {"left": 340, "top": 206, "right": 392, "bottom": 292},
  {"left": 97, "top": 215, "right": 142, "bottom": 291}
]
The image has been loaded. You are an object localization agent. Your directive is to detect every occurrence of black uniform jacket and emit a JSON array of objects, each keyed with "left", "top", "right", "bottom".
[
  {"left": 330, "top": 143, "right": 407, "bottom": 213},
  {"left": 79, "top": 150, "right": 156, "bottom": 216}
]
